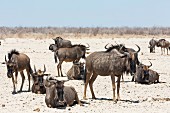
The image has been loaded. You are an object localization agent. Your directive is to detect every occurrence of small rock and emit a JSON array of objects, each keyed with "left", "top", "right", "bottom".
[
  {"left": 33, "top": 108, "right": 40, "bottom": 112},
  {"left": 2, "top": 104, "right": 5, "bottom": 107}
]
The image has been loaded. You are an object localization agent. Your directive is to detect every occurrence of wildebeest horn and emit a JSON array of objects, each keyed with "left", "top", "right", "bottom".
[
  {"left": 34, "top": 65, "right": 36, "bottom": 73},
  {"left": 86, "top": 43, "right": 90, "bottom": 48},
  {"left": 46, "top": 76, "right": 57, "bottom": 83},
  {"left": 43, "top": 64, "right": 46, "bottom": 73},
  {"left": 104, "top": 43, "right": 110, "bottom": 49},
  {"left": 148, "top": 61, "right": 152, "bottom": 68},
  {"left": 5, "top": 55, "right": 7, "bottom": 62},
  {"left": 135, "top": 44, "right": 140, "bottom": 53}
]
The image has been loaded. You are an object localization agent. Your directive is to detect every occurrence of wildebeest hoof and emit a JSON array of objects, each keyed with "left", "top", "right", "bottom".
[
  {"left": 12, "top": 91, "right": 17, "bottom": 94},
  {"left": 83, "top": 97, "right": 88, "bottom": 100}
]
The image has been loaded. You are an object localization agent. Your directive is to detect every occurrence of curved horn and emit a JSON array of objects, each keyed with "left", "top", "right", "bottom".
[
  {"left": 148, "top": 61, "right": 152, "bottom": 68},
  {"left": 135, "top": 44, "right": 140, "bottom": 53},
  {"left": 86, "top": 43, "right": 90, "bottom": 48},
  {"left": 46, "top": 76, "right": 57, "bottom": 83},
  {"left": 43, "top": 64, "right": 46, "bottom": 73},
  {"left": 5, "top": 55, "right": 7, "bottom": 62},
  {"left": 104, "top": 43, "right": 109, "bottom": 49},
  {"left": 34, "top": 65, "right": 36, "bottom": 73}
]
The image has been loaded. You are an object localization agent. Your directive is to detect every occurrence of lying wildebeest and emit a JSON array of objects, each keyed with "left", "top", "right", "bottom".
[
  {"left": 55, "top": 44, "right": 90, "bottom": 77},
  {"left": 105, "top": 43, "right": 140, "bottom": 81},
  {"left": 157, "top": 39, "right": 170, "bottom": 55},
  {"left": 44, "top": 76, "right": 82, "bottom": 108},
  {"left": 31, "top": 65, "right": 50, "bottom": 94},
  {"left": 134, "top": 61, "right": 160, "bottom": 84},
  {"left": 148, "top": 38, "right": 158, "bottom": 53},
  {"left": 5, "top": 49, "right": 32, "bottom": 94},
  {"left": 134, "top": 62, "right": 152, "bottom": 84},
  {"left": 53, "top": 36, "right": 72, "bottom": 48},
  {"left": 148, "top": 69, "right": 160, "bottom": 83},
  {"left": 67, "top": 62, "right": 85, "bottom": 80},
  {"left": 83, "top": 46, "right": 136, "bottom": 102}
]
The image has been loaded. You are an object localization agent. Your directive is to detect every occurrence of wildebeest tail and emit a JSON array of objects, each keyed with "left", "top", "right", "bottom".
[
  {"left": 29, "top": 64, "right": 33, "bottom": 74},
  {"left": 84, "top": 67, "right": 86, "bottom": 83},
  {"left": 54, "top": 52, "right": 58, "bottom": 63}
]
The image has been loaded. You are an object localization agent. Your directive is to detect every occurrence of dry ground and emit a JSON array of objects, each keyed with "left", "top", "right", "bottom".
[{"left": 0, "top": 37, "right": 170, "bottom": 113}]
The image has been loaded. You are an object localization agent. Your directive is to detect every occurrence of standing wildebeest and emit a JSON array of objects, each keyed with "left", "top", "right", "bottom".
[
  {"left": 67, "top": 62, "right": 85, "bottom": 80},
  {"left": 157, "top": 39, "right": 170, "bottom": 55},
  {"left": 53, "top": 36, "right": 72, "bottom": 48},
  {"left": 44, "top": 76, "right": 82, "bottom": 108},
  {"left": 5, "top": 49, "right": 32, "bottom": 94},
  {"left": 55, "top": 44, "right": 89, "bottom": 77},
  {"left": 83, "top": 46, "right": 137, "bottom": 102},
  {"left": 31, "top": 65, "right": 50, "bottom": 94},
  {"left": 105, "top": 43, "right": 140, "bottom": 81},
  {"left": 148, "top": 38, "right": 158, "bottom": 53}
]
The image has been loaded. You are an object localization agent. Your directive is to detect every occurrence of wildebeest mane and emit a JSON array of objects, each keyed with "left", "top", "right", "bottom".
[
  {"left": 71, "top": 44, "right": 85, "bottom": 48},
  {"left": 105, "top": 44, "right": 126, "bottom": 52},
  {"left": 8, "top": 49, "right": 20, "bottom": 60}
]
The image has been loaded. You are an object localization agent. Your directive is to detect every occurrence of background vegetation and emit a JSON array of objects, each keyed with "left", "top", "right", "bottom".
[{"left": 1, "top": 27, "right": 170, "bottom": 39}]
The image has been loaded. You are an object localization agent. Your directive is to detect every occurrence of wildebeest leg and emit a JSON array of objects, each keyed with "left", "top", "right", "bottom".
[
  {"left": 89, "top": 73, "right": 98, "bottom": 99},
  {"left": 26, "top": 68, "right": 31, "bottom": 91},
  {"left": 111, "top": 74, "right": 116, "bottom": 102},
  {"left": 11, "top": 75, "right": 17, "bottom": 94},
  {"left": 19, "top": 71, "right": 25, "bottom": 92},
  {"left": 57, "top": 61, "right": 63, "bottom": 77},
  {"left": 116, "top": 76, "right": 121, "bottom": 101},
  {"left": 83, "top": 71, "right": 92, "bottom": 100},
  {"left": 166, "top": 48, "right": 168, "bottom": 55}
]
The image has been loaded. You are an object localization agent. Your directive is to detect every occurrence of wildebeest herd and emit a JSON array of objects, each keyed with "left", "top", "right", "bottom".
[{"left": 2, "top": 37, "right": 170, "bottom": 109}]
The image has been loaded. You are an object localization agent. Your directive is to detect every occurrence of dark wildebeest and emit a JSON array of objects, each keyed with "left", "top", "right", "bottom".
[
  {"left": 31, "top": 65, "right": 50, "bottom": 94},
  {"left": 53, "top": 36, "right": 72, "bottom": 48},
  {"left": 134, "top": 62, "right": 152, "bottom": 84},
  {"left": 135, "top": 62, "right": 160, "bottom": 84},
  {"left": 83, "top": 46, "right": 137, "bottom": 102},
  {"left": 148, "top": 38, "right": 158, "bottom": 53},
  {"left": 55, "top": 44, "right": 89, "bottom": 77},
  {"left": 148, "top": 69, "right": 160, "bottom": 83},
  {"left": 67, "top": 62, "right": 85, "bottom": 80},
  {"left": 157, "top": 39, "right": 170, "bottom": 55},
  {"left": 44, "top": 76, "right": 82, "bottom": 108},
  {"left": 105, "top": 43, "right": 140, "bottom": 81},
  {"left": 5, "top": 49, "right": 32, "bottom": 94}
]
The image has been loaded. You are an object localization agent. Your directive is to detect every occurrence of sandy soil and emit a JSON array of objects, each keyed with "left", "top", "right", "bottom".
[{"left": 0, "top": 37, "right": 170, "bottom": 113}]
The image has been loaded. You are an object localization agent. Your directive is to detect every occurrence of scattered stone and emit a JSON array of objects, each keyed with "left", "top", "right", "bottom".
[
  {"left": 2, "top": 104, "right": 5, "bottom": 107},
  {"left": 33, "top": 108, "right": 40, "bottom": 112}
]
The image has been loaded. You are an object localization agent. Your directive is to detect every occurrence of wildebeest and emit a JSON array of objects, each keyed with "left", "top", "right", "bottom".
[
  {"left": 134, "top": 62, "right": 152, "bottom": 84},
  {"left": 53, "top": 36, "right": 72, "bottom": 48},
  {"left": 148, "top": 38, "right": 158, "bottom": 53},
  {"left": 44, "top": 76, "right": 82, "bottom": 108},
  {"left": 5, "top": 49, "right": 32, "bottom": 94},
  {"left": 134, "top": 62, "right": 159, "bottom": 84},
  {"left": 83, "top": 46, "right": 137, "bottom": 102},
  {"left": 105, "top": 43, "right": 141, "bottom": 81},
  {"left": 148, "top": 69, "right": 160, "bottom": 83},
  {"left": 67, "top": 62, "right": 85, "bottom": 80},
  {"left": 31, "top": 65, "right": 50, "bottom": 94},
  {"left": 55, "top": 44, "right": 89, "bottom": 77},
  {"left": 157, "top": 39, "right": 170, "bottom": 55}
]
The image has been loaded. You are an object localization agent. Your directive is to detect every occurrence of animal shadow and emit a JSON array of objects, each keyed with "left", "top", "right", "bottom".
[{"left": 93, "top": 98, "right": 139, "bottom": 103}]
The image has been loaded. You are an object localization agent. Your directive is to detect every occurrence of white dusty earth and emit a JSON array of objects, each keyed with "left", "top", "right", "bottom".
[{"left": 0, "top": 37, "right": 170, "bottom": 113}]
